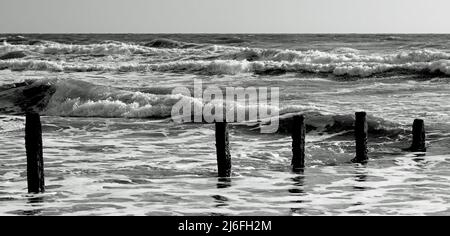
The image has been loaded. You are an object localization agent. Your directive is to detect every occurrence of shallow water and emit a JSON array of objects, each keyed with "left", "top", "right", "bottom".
[
  {"left": 0, "top": 34, "right": 450, "bottom": 215},
  {"left": 1, "top": 116, "right": 450, "bottom": 216}
]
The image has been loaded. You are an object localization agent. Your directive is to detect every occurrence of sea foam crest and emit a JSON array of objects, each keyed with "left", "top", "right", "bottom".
[
  {"left": 1, "top": 58, "right": 450, "bottom": 76},
  {"left": 0, "top": 78, "right": 406, "bottom": 136},
  {"left": 0, "top": 40, "right": 217, "bottom": 56},
  {"left": 221, "top": 47, "right": 450, "bottom": 64},
  {"left": 42, "top": 79, "right": 279, "bottom": 120},
  {"left": 1, "top": 39, "right": 450, "bottom": 77},
  {"left": 0, "top": 41, "right": 151, "bottom": 55},
  {"left": 42, "top": 79, "right": 404, "bottom": 136},
  {"left": 44, "top": 79, "right": 184, "bottom": 118}
]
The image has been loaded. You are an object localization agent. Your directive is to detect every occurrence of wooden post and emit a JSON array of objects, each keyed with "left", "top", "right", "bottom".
[
  {"left": 215, "top": 122, "right": 231, "bottom": 177},
  {"left": 291, "top": 115, "right": 305, "bottom": 170},
  {"left": 352, "top": 112, "right": 368, "bottom": 163},
  {"left": 410, "top": 119, "right": 426, "bottom": 152},
  {"left": 25, "top": 112, "right": 45, "bottom": 193}
]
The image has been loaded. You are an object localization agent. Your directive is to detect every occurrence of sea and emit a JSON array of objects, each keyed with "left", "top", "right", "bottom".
[{"left": 0, "top": 34, "right": 449, "bottom": 216}]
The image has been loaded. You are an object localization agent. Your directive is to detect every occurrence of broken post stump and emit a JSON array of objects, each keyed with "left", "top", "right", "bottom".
[
  {"left": 291, "top": 115, "right": 305, "bottom": 170},
  {"left": 352, "top": 112, "right": 368, "bottom": 163},
  {"left": 25, "top": 112, "right": 45, "bottom": 194},
  {"left": 215, "top": 122, "right": 231, "bottom": 177},
  {"left": 409, "top": 119, "right": 426, "bottom": 152}
]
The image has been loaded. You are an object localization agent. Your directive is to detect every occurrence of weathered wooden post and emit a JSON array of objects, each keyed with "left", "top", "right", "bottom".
[
  {"left": 352, "top": 112, "right": 368, "bottom": 163},
  {"left": 25, "top": 112, "right": 45, "bottom": 193},
  {"left": 291, "top": 115, "right": 305, "bottom": 170},
  {"left": 215, "top": 122, "right": 231, "bottom": 177},
  {"left": 409, "top": 119, "right": 426, "bottom": 152}
]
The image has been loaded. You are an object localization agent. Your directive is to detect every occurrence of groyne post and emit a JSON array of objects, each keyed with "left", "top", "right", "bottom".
[
  {"left": 291, "top": 115, "right": 306, "bottom": 170},
  {"left": 25, "top": 112, "right": 45, "bottom": 194},
  {"left": 409, "top": 119, "right": 426, "bottom": 152},
  {"left": 215, "top": 122, "right": 231, "bottom": 177},
  {"left": 352, "top": 112, "right": 368, "bottom": 163}
]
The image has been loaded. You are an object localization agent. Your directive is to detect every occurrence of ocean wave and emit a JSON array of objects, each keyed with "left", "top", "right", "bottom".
[
  {"left": 384, "top": 35, "right": 408, "bottom": 41},
  {"left": 45, "top": 80, "right": 184, "bottom": 118},
  {"left": 0, "top": 59, "right": 251, "bottom": 74},
  {"left": 144, "top": 38, "right": 200, "bottom": 49},
  {"left": 0, "top": 79, "right": 406, "bottom": 137},
  {"left": 207, "top": 36, "right": 248, "bottom": 45},
  {"left": 1, "top": 35, "right": 43, "bottom": 45},
  {"left": 2, "top": 58, "right": 449, "bottom": 77},
  {"left": 220, "top": 47, "right": 450, "bottom": 64},
  {"left": 269, "top": 112, "right": 405, "bottom": 137},
  {"left": 0, "top": 41, "right": 153, "bottom": 55},
  {"left": 0, "top": 41, "right": 217, "bottom": 57},
  {"left": 0, "top": 79, "right": 275, "bottom": 120},
  {"left": 0, "top": 39, "right": 224, "bottom": 58},
  {"left": 1, "top": 37, "right": 450, "bottom": 77},
  {"left": 151, "top": 58, "right": 450, "bottom": 77},
  {"left": 2, "top": 36, "right": 449, "bottom": 63},
  {"left": 0, "top": 51, "right": 27, "bottom": 60}
]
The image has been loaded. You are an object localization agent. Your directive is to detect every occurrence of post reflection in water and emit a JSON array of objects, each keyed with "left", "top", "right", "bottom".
[
  {"left": 27, "top": 196, "right": 44, "bottom": 204},
  {"left": 216, "top": 177, "right": 232, "bottom": 189},
  {"left": 10, "top": 195, "right": 45, "bottom": 216},
  {"left": 289, "top": 169, "right": 306, "bottom": 215},
  {"left": 213, "top": 177, "right": 232, "bottom": 209},
  {"left": 412, "top": 153, "right": 429, "bottom": 169},
  {"left": 353, "top": 165, "right": 368, "bottom": 191}
]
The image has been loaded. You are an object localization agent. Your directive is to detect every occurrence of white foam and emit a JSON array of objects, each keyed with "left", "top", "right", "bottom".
[
  {"left": 2, "top": 58, "right": 449, "bottom": 77},
  {"left": 2, "top": 40, "right": 450, "bottom": 77}
]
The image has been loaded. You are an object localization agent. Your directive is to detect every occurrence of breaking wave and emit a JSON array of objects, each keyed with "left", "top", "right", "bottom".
[
  {"left": 266, "top": 112, "right": 405, "bottom": 137},
  {"left": 1, "top": 58, "right": 449, "bottom": 77},
  {"left": 0, "top": 40, "right": 220, "bottom": 58},
  {"left": 220, "top": 47, "right": 450, "bottom": 64},
  {"left": 0, "top": 79, "right": 406, "bottom": 136},
  {"left": 1, "top": 41, "right": 154, "bottom": 55},
  {"left": 1, "top": 36, "right": 449, "bottom": 77}
]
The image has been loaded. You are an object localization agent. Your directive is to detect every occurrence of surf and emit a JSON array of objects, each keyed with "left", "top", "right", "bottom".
[{"left": 0, "top": 79, "right": 408, "bottom": 139}]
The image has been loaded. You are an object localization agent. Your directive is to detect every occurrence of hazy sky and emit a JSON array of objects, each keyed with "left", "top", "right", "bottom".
[{"left": 0, "top": 0, "right": 449, "bottom": 33}]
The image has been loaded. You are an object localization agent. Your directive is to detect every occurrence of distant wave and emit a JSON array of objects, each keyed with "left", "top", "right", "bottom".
[
  {"left": 4, "top": 37, "right": 448, "bottom": 63},
  {"left": 384, "top": 35, "right": 408, "bottom": 41},
  {"left": 0, "top": 51, "right": 27, "bottom": 60},
  {"left": 1, "top": 37, "right": 449, "bottom": 77},
  {"left": 0, "top": 38, "right": 220, "bottom": 56},
  {"left": 219, "top": 47, "right": 450, "bottom": 64},
  {"left": 1, "top": 58, "right": 449, "bottom": 77},
  {"left": 1, "top": 41, "right": 154, "bottom": 55},
  {"left": 213, "top": 36, "right": 248, "bottom": 44},
  {"left": 144, "top": 38, "right": 200, "bottom": 49},
  {"left": 0, "top": 35, "right": 43, "bottom": 45}
]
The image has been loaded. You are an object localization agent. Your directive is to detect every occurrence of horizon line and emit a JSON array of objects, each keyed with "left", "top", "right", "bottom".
[{"left": 1, "top": 32, "right": 450, "bottom": 35}]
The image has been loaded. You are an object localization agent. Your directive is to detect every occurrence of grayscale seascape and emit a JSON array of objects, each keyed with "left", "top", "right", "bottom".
[{"left": 1, "top": 34, "right": 450, "bottom": 215}]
